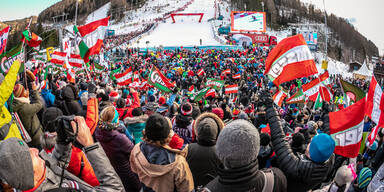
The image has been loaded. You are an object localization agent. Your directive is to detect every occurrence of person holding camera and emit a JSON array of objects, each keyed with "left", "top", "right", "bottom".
[
  {"left": 0, "top": 116, "right": 125, "bottom": 191},
  {"left": 12, "top": 81, "right": 44, "bottom": 148}
]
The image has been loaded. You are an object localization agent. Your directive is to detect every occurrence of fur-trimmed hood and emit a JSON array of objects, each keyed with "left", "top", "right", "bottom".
[
  {"left": 124, "top": 114, "right": 148, "bottom": 125},
  {"left": 193, "top": 112, "right": 225, "bottom": 145}
]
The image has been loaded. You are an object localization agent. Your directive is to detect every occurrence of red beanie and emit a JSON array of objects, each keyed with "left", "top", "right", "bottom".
[
  {"left": 158, "top": 96, "right": 166, "bottom": 105},
  {"left": 212, "top": 108, "right": 224, "bottom": 119}
]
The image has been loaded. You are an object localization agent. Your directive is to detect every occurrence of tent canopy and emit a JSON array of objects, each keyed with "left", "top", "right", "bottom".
[{"left": 353, "top": 62, "right": 373, "bottom": 79}]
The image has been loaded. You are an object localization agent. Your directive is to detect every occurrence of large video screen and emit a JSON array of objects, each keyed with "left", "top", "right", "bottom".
[{"left": 231, "top": 11, "right": 266, "bottom": 32}]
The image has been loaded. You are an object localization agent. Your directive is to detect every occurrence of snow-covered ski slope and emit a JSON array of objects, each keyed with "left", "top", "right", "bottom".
[{"left": 135, "top": 0, "right": 223, "bottom": 47}]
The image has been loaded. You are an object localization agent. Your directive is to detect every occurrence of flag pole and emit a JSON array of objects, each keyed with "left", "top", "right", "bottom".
[{"left": 22, "top": 18, "right": 33, "bottom": 91}]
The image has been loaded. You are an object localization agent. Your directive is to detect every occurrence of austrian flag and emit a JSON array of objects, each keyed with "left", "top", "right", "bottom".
[
  {"left": 264, "top": 34, "right": 318, "bottom": 86},
  {"left": 115, "top": 67, "right": 132, "bottom": 86},
  {"left": 273, "top": 90, "right": 287, "bottom": 107},
  {"left": 222, "top": 69, "right": 230, "bottom": 75},
  {"left": 225, "top": 84, "right": 239, "bottom": 94},
  {"left": 197, "top": 68, "right": 205, "bottom": 76},
  {"left": 50, "top": 51, "right": 83, "bottom": 68},
  {"left": 232, "top": 73, "right": 241, "bottom": 79}
]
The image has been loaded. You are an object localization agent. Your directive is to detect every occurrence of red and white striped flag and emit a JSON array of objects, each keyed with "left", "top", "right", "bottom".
[
  {"left": 0, "top": 26, "right": 10, "bottom": 55},
  {"left": 50, "top": 51, "right": 83, "bottom": 68},
  {"left": 129, "top": 81, "right": 140, "bottom": 88},
  {"left": 365, "top": 76, "right": 384, "bottom": 145},
  {"left": 67, "top": 68, "right": 76, "bottom": 83},
  {"left": 232, "top": 73, "right": 241, "bottom": 79},
  {"left": 225, "top": 84, "right": 239, "bottom": 94},
  {"left": 232, "top": 96, "right": 238, "bottom": 103},
  {"left": 197, "top": 68, "right": 205, "bottom": 76},
  {"left": 115, "top": 67, "right": 132, "bottom": 86},
  {"left": 222, "top": 69, "right": 230, "bottom": 75},
  {"left": 133, "top": 71, "right": 140, "bottom": 82},
  {"left": 264, "top": 34, "right": 318, "bottom": 87},
  {"left": 139, "top": 80, "right": 148, "bottom": 90},
  {"left": 273, "top": 90, "right": 287, "bottom": 107}
]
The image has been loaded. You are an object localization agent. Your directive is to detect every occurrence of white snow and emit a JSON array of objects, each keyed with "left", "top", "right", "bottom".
[
  {"left": 85, "top": 2, "right": 111, "bottom": 23},
  {"left": 134, "top": 0, "right": 223, "bottom": 47}
]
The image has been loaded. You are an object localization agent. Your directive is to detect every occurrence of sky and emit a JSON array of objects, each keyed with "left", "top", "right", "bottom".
[
  {"left": 0, "top": 0, "right": 61, "bottom": 21},
  {"left": 300, "top": 0, "right": 384, "bottom": 55},
  {"left": 0, "top": 0, "right": 383, "bottom": 55}
]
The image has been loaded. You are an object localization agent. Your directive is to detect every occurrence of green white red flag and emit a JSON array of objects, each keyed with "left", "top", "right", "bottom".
[
  {"left": 205, "top": 78, "right": 224, "bottom": 91},
  {"left": 22, "top": 30, "right": 42, "bottom": 47},
  {"left": 147, "top": 66, "right": 175, "bottom": 93},
  {"left": 74, "top": 17, "right": 109, "bottom": 63},
  {"left": 329, "top": 97, "right": 366, "bottom": 158},
  {"left": 264, "top": 34, "right": 318, "bottom": 86},
  {"left": 67, "top": 68, "right": 76, "bottom": 83},
  {"left": 286, "top": 89, "right": 305, "bottom": 104},
  {"left": 302, "top": 71, "right": 331, "bottom": 102}
]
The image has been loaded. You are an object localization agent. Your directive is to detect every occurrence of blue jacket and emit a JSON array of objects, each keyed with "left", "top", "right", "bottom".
[
  {"left": 124, "top": 115, "right": 148, "bottom": 144},
  {"left": 41, "top": 89, "right": 55, "bottom": 108}
]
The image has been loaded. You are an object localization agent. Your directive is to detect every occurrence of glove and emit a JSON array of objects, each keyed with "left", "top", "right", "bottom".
[
  {"left": 88, "top": 83, "right": 97, "bottom": 94},
  {"left": 56, "top": 115, "right": 78, "bottom": 145}
]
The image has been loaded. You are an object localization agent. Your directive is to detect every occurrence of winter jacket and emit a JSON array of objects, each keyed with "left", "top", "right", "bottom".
[
  {"left": 117, "top": 91, "right": 140, "bottom": 120},
  {"left": 95, "top": 126, "right": 141, "bottom": 191},
  {"left": 85, "top": 96, "right": 99, "bottom": 135},
  {"left": 368, "top": 163, "right": 384, "bottom": 192},
  {"left": 37, "top": 143, "right": 125, "bottom": 191},
  {"left": 12, "top": 90, "right": 43, "bottom": 148},
  {"left": 312, "top": 182, "right": 351, "bottom": 192},
  {"left": 56, "top": 86, "right": 82, "bottom": 116},
  {"left": 186, "top": 113, "right": 224, "bottom": 188},
  {"left": 124, "top": 114, "right": 148, "bottom": 144},
  {"left": 130, "top": 142, "right": 194, "bottom": 192},
  {"left": 41, "top": 88, "right": 55, "bottom": 108},
  {"left": 172, "top": 115, "right": 195, "bottom": 144},
  {"left": 204, "top": 161, "right": 287, "bottom": 192},
  {"left": 66, "top": 146, "right": 100, "bottom": 186},
  {"left": 0, "top": 60, "right": 22, "bottom": 141},
  {"left": 266, "top": 106, "right": 334, "bottom": 192}
]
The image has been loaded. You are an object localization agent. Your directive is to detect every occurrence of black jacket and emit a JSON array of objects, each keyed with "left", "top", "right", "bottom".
[
  {"left": 204, "top": 161, "right": 287, "bottom": 192},
  {"left": 266, "top": 106, "right": 334, "bottom": 192}
]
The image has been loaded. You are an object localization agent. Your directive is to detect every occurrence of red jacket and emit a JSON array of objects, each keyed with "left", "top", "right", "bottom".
[
  {"left": 116, "top": 91, "right": 140, "bottom": 120},
  {"left": 67, "top": 146, "right": 100, "bottom": 186},
  {"left": 66, "top": 96, "right": 100, "bottom": 186}
]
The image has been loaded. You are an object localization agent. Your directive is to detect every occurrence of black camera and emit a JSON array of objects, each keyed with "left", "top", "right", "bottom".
[{"left": 55, "top": 115, "right": 78, "bottom": 145}]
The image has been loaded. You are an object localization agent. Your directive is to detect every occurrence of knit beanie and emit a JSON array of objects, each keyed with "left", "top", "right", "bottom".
[
  {"left": 309, "top": 133, "right": 335, "bottom": 163},
  {"left": 334, "top": 165, "right": 354, "bottom": 186},
  {"left": 145, "top": 113, "right": 170, "bottom": 141},
  {"left": 13, "top": 84, "right": 26, "bottom": 98},
  {"left": 109, "top": 91, "right": 119, "bottom": 102},
  {"left": 211, "top": 108, "right": 224, "bottom": 119},
  {"left": 358, "top": 167, "right": 372, "bottom": 189},
  {"left": 0, "top": 137, "right": 34, "bottom": 190},
  {"left": 80, "top": 92, "right": 88, "bottom": 107},
  {"left": 79, "top": 82, "right": 88, "bottom": 91},
  {"left": 216, "top": 119, "right": 260, "bottom": 168},
  {"left": 238, "top": 111, "right": 248, "bottom": 120},
  {"left": 180, "top": 102, "right": 193, "bottom": 116},
  {"left": 158, "top": 96, "right": 166, "bottom": 105},
  {"left": 196, "top": 118, "right": 218, "bottom": 143},
  {"left": 42, "top": 107, "right": 64, "bottom": 132}
]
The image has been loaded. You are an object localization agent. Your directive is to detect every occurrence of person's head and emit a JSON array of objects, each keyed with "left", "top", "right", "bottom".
[
  {"left": 216, "top": 120, "right": 260, "bottom": 169},
  {"left": 291, "top": 132, "right": 305, "bottom": 148},
  {"left": 0, "top": 138, "right": 45, "bottom": 190},
  {"left": 109, "top": 91, "right": 119, "bottom": 103},
  {"left": 132, "top": 107, "right": 144, "bottom": 117},
  {"left": 194, "top": 112, "right": 224, "bottom": 146},
  {"left": 334, "top": 165, "right": 354, "bottom": 187},
  {"left": 42, "top": 107, "right": 64, "bottom": 132},
  {"left": 307, "top": 133, "right": 335, "bottom": 163},
  {"left": 358, "top": 167, "right": 372, "bottom": 189},
  {"left": 179, "top": 102, "right": 193, "bottom": 117},
  {"left": 211, "top": 107, "right": 224, "bottom": 119},
  {"left": 116, "top": 98, "right": 126, "bottom": 109},
  {"left": 40, "top": 132, "right": 57, "bottom": 151},
  {"left": 99, "top": 106, "right": 119, "bottom": 130},
  {"left": 80, "top": 92, "right": 88, "bottom": 107},
  {"left": 143, "top": 113, "right": 171, "bottom": 145},
  {"left": 13, "top": 84, "right": 28, "bottom": 98}
]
